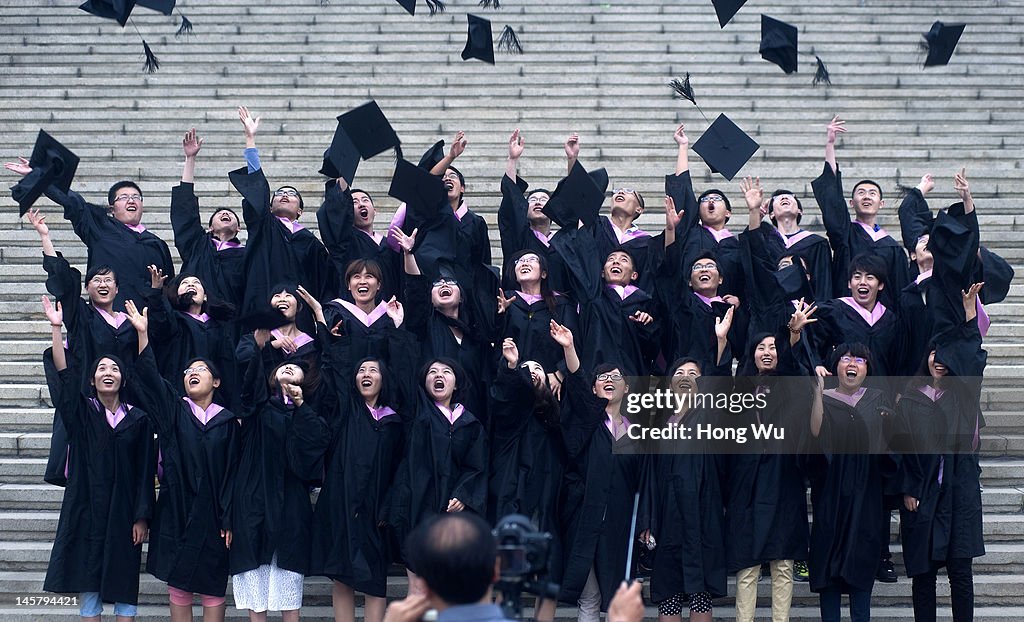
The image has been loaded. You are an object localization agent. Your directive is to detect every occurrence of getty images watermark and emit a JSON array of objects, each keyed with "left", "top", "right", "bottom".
[{"left": 610, "top": 375, "right": 986, "bottom": 455}]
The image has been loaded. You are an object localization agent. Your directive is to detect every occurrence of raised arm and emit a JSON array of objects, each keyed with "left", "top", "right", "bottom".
[
  {"left": 823, "top": 115, "right": 846, "bottom": 174},
  {"left": 564, "top": 133, "right": 580, "bottom": 175},
  {"left": 181, "top": 127, "right": 203, "bottom": 183},
  {"left": 429, "top": 131, "right": 467, "bottom": 177},
  {"left": 43, "top": 297, "right": 66, "bottom": 371},
  {"left": 26, "top": 209, "right": 56, "bottom": 257},
  {"left": 506, "top": 128, "right": 524, "bottom": 181},
  {"left": 673, "top": 124, "right": 689, "bottom": 175},
  {"left": 551, "top": 320, "right": 580, "bottom": 374},
  {"left": 741, "top": 176, "right": 765, "bottom": 231},
  {"left": 954, "top": 167, "right": 974, "bottom": 215},
  {"left": 239, "top": 106, "right": 260, "bottom": 152}
]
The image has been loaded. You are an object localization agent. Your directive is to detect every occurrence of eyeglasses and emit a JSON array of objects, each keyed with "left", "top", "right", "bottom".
[
  {"left": 596, "top": 373, "right": 623, "bottom": 382},
  {"left": 699, "top": 194, "right": 724, "bottom": 204},
  {"left": 613, "top": 187, "right": 635, "bottom": 195},
  {"left": 114, "top": 194, "right": 142, "bottom": 202},
  {"left": 839, "top": 356, "right": 867, "bottom": 365},
  {"left": 527, "top": 195, "right": 548, "bottom": 204},
  {"left": 88, "top": 276, "right": 116, "bottom": 286},
  {"left": 691, "top": 262, "right": 718, "bottom": 272},
  {"left": 183, "top": 365, "right": 209, "bottom": 375},
  {"left": 514, "top": 255, "right": 540, "bottom": 265},
  {"left": 432, "top": 278, "right": 459, "bottom": 288},
  {"left": 273, "top": 189, "right": 299, "bottom": 197}
]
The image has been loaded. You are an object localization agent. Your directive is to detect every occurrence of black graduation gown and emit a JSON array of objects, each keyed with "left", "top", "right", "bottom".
[
  {"left": 228, "top": 166, "right": 337, "bottom": 321},
  {"left": 43, "top": 368, "right": 156, "bottom": 605},
  {"left": 811, "top": 163, "right": 910, "bottom": 308},
  {"left": 646, "top": 395, "right": 728, "bottom": 602},
  {"left": 552, "top": 226, "right": 659, "bottom": 378},
  {"left": 558, "top": 371, "right": 646, "bottom": 610},
  {"left": 457, "top": 205, "right": 493, "bottom": 268},
  {"left": 591, "top": 216, "right": 666, "bottom": 295},
  {"left": 309, "top": 328, "right": 416, "bottom": 596},
  {"left": 496, "top": 291, "right": 578, "bottom": 375},
  {"left": 45, "top": 186, "right": 175, "bottom": 309},
  {"left": 750, "top": 223, "right": 833, "bottom": 304},
  {"left": 890, "top": 320, "right": 986, "bottom": 578},
  {"left": 228, "top": 352, "right": 330, "bottom": 576},
  {"left": 807, "top": 388, "right": 896, "bottom": 593},
  {"left": 320, "top": 300, "right": 400, "bottom": 376},
  {"left": 171, "top": 182, "right": 247, "bottom": 308},
  {"left": 723, "top": 340, "right": 811, "bottom": 572},
  {"left": 497, "top": 173, "right": 569, "bottom": 293},
  {"left": 132, "top": 346, "right": 239, "bottom": 597},
  {"left": 316, "top": 181, "right": 401, "bottom": 302},
  {"left": 235, "top": 329, "right": 319, "bottom": 383},
  {"left": 388, "top": 395, "right": 488, "bottom": 560},
  {"left": 810, "top": 298, "right": 905, "bottom": 380},
  {"left": 665, "top": 172, "right": 745, "bottom": 299}
]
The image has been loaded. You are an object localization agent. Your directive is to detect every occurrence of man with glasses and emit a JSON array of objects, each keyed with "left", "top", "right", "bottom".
[{"left": 230, "top": 106, "right": 336, "bottom": 321}]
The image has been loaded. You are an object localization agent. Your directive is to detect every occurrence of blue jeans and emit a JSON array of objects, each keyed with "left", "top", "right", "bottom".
[
  {"left": 819, "top": 586, "right": 871, "bottom": 622},
  {"left": 79, "top": 592, "right": 138, "bottom": 618}
]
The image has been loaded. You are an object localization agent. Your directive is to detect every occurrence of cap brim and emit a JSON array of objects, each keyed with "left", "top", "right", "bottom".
[
  {"left": 417, "top": 140, "right": 446, "bottom": 170},
  {"left": 543, "top": 160, "right": 604, "bottom": 228},
  {"left": 691, "top": 113, "right": 760, "bottom": 181},
  {"left": 388, "top": 158, "right": 448, "bottom": 220},
  {"left": 923, "top": 22, "right": 965, "bottom": 67},
  {"left": 336, "top": 101, "right": 401, "bottom": 160}
]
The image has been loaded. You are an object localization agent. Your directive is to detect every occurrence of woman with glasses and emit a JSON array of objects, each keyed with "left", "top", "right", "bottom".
[
  {"left": 807, "top": 344, "right": 896, "bottom": 622},
  {"left": 230, "top": 106, "right": 336, "bottom": 322},
  {"left": 128, "top": 301, "right": 241, "bottom": 622}
]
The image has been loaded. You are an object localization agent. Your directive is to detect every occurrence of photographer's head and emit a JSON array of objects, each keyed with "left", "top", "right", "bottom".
[{"left": 406, "top": 513, "right": 500, "bottom": 609}]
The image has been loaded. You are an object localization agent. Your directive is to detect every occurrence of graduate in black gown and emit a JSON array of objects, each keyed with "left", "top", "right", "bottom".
[
  {"left": 811, "top": 116, "right": 909, "bottom": 307},
  {"left": 490, "top": 332, "right": 568, "bottom": 622},
  {"left": 316, "top": 176, "right": 401, "bottom": 302},
  {"left": 498, "top": 129, "right": 568, "bottom": 292},
  {"left": 41, "top": 297, "right": 155, "bottom": 617},
  {"left": 807, "top": 344, "right": 896, "bottom": 622},
  {"left": 129, "top": 301, "right": 239, "bottom": 622},
  {"left": 230, "top": 106, "right": 336, "bottom": 322},
  {"left": 891, "top": 283, "right": 987, "bottom": 622},
  {"left": 388, "top": 357, "right": 488, "bottom": 593},
  {"left": 229, "top": 305, "right": 330, "bottom": 620},
  {"left": 552, "top": 323, "right": 646, "bottom": 621},
  {"left": 235, "top": 284, "right": 320, "bottom": 382},
  {"left": 496, "top": 250, "right": 579, "bottom": 393},
  {"left": 172, "top": 128, "right": 247, "bottom": 309}
]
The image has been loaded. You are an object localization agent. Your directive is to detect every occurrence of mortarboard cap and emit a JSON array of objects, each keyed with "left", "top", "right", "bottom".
[
  {"left": 691, "top": 114, "right": 760, "bottom": 181},
  {"left": 319, "top": 124, "right": 361, "bottom": 185},
  {"left": 711, "top": 0, "right": 747, "bottom": 28},
  {"left": 79, "top": 0, "right": 137, "bottom": 27},
  {"left": 240, "top": 305, "right": 289, "bottom": 332},
  {"left": 336, "top": 101, "right": 401, "bottom": 160},
  {"left": 11, "top": 130, "right": 80, "bottom": 216},
  {"left": 394, "top": 0, "right": 416, "bottom": 16},
  {"left": 760, "top": 14, "right": 798, "bottom": 74},
  {"left": 543, "top": 161, "right": 604, "bottom": 229},
  {"left": 136, "top": 0, "right": 174, "bottom": 15},
  {"left": 589, "top": 167, "right": 609, "bottom": 195},
  {"left": 922, "top": 21, "right": 965, "bottom": 67},
  {"left": 388, "top": 158, "right": 448, "bottom": 218},
  {"left": 418, "top": 140, "right": 446, "bottom": 171},
  {"left": 461, "top": 14, "right": 495, "bottom": 65}
]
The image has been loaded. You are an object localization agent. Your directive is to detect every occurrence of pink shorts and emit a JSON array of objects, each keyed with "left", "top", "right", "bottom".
[{"left": 168, "top": 585, "right": 225, "bottom": 608}]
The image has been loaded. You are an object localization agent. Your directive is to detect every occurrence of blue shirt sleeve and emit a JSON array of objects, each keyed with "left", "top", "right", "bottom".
[{"left": 244, "top": 147, "right": 261, "bottom": 173}]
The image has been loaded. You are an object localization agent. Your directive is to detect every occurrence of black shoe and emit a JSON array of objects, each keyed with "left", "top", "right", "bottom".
[
  {"left": 877, "top": 558, "right": 898, "bottom": 583},
  {"left": 794, "top": 560, "right": 809, "bottom": 582}
]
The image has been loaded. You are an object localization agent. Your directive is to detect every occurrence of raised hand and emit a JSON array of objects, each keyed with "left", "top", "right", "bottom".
[
  {"left": 564, "top": 133, "right": 580, "bottom": 160},
  {"left": 673, "top": 123, "right": 689, "bottom": 147},
  {"left": 740, "top": 176, "right": 763, "bottom": 211},
  {"left": 825, "top": 115, "right": 846, "bottom": 145},
  {"left": 238, "top": 106, "right": 260, "bottom": 140},
  {"left": 501, "top": 337, "right": 520, "bottom": 367},
  {"left": 496, "top": 290, "right": 517, "bottom": 315},
  {"left": 4, "top": 156, "right": 31, "bottom": 177},
  {"left": 449, "top": 131, "right": 468, "bottom": 160},
  {"left": 714, "top": 305, "right": 734, "bottom": 340},
  {"left": 629, "top": 310, "right": 653, "bottom": 326},
  {"left": 182, "top": 127, "right": 204, "bottom": 158},
  {"left": 917, "top": 173, "right": 934, "bottom": 195},
  {"left": 508, "top": 128, "right": 525, "bottom": 160},
  {"left": 549, "top": 319, "right": 574, "bottom": 348},
  {"left": 124, "top": 299, "right": 149, "bottom": 334},
  {"left": 282, "top": 382, "right": 304, "bottom": 406},
  {"left": 147, "top": 264, "right": 168, "bottom": 290},
  {"left": 42, "top": 296, "right": 63, "bottom": 326},
  {"left": 254, "top": 328, "right": 271, "bottom": 349},
  {"left": 664, "top": 195, "right": 683, "bottom": 230},
  {"left": 788, "top": 298, "right": 818, "bottom": 333},
  {"left": 962, "top": 281, "right": 984, "bottom": 320},
  {"left": 385, "top": 296, "right": 404, "bottom": 328},
  {"left": 953, "top": 167, "right": 970, "bottom": 201},
  {"left": 295, "top": 285, "right": 323, "bottom": 317},
  {"left": 25, "top": 208, "right": 48, "bottom": 236},
  {"left": 392, "top": 227, "right": 418, "bottom": 253}
]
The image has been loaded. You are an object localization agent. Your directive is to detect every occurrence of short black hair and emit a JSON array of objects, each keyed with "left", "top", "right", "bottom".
[
  {"left": 768, "top": 188, "right": 803, "bottom": 224},
  {"left": 851, "top": 179, "right": 883, "bottom": 200},
  {"left": 405, "top": 513, "right": 496, "bottom": 605},
  {"left": 446, "top": 165, "right": 466, "bottom": 187},
  {"left": 848, "top": 252, "right": 889, "bottom": 286},
  {"left": 350, "top": 188, "right": 374, "bottom": 204},
  {"left": 420, "top": 357, "right": 466, "bottom": 401},
  {"left": 207, "top": 207, "right": 240, "bottom": 229},
  {"left": 184, "top": 357, "right": 223, "bottom": 381},
  {"left": 592, "top": 362, "right": 624, "bottom": 384},
  {"left": 108, "top": 181, "right": 142, "bottom": 206},
  {"left": 668, "top": 357, "right": 703, "bottom": 375},
  {"left": 527, "top": 188, "right": 551, "bottom": 200},
  {"left": 698, "top": 188, "right": 732, "bottom": 222},
  {"left": 84, "top": 264, "right": 118, "bottom": 286},
  {"left": 828, "top": 342, "right": 872, "bottom": 376}
]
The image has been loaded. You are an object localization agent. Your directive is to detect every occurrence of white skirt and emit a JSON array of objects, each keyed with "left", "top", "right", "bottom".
[{"left": 232, "top": 554, "right": 304, "bottom": 612}]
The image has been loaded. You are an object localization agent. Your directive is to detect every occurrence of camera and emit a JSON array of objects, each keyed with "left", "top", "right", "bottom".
[{"left": 493, "top": 514, "right": 559, "bottom": 620}]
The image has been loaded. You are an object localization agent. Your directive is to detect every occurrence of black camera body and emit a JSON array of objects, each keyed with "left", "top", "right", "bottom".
[{"left": 493, "top": 514, "right": 559, "bottom": 620}]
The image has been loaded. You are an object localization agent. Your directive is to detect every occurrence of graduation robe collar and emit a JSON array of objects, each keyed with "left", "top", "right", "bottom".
[
  {"left": 336, "top": 299, "right": 389, "bottom": 327},
  {"left": 88, "top": 397, "right": 131, "bottom": 429},
  {"left": 605, "top": 413, "right": 631, "bottom": 440},
  {"left": 531, "top": 227, "right": 555, "bottom": 248},
  {"left": 182, "top": 397, "right": 226, "bottom": 426},
  {"left": 211, "top": 237, "right": 243, "bottom": 251},
  {"left": 276, "top": 215, "right": 305, "bottom": 234},
  {"left": 917, "top": 384, "right": 945, "bottom": 403},
  {"left": 435, "top": 402, "right": 465, "bottom": 424},
  {"left": 603, "top": 216, "right": 650, "bottom": 244},
  {"left": 823, "top": 387, "right": 867, "bottom": 408},
  {"left": 357, "top": 227, "right": 385, "bottom": 245},
  {"left": 703, "top": 225, "right": 734, "bottom": 243},
  {"left": 853, "top": 220, "right": 892, "bottom": 243},
  {"left": 839, "top": 297, "right": 887, "bottom": 326},
  {"left": 915, "top": 268, "right": 933, "bottom": 285},
  {"left": 94, "top": 306, "right": 128, "bottom": 330},
  {"left": 606, "top": 283, "right": 640, "bottom": 300},
  {"left": 776, "top": 228, "right": 814, "bottom": 248},
  {"left": 271, "top": 328, "right": 314, "bottom": 350},
  {"left": 694, "top": 291, "right": 724, "bottom": 308},
  {"left": 366, "top": 402, "right": 397, "bottom": 422},
  {"left": 184, "top": 311, "right": 210, "bottom": 324},
  {"left": 122, "top": 221, "right": 147, "bottom": 234}
]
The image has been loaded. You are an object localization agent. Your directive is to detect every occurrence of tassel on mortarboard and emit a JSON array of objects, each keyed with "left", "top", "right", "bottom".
[
  {"left": 497, "top": 25, "right": 522, "bottom": 55},
  {"left": 478, "top": 0, "right": 501, "bottom": 8},
  {"left": 813, "top": 56, "right": 831, "bottom": 86},
  {"left": 175, "top": 12, "right": 193, "bottom": 37},
  {"left": 424, "top": 0, "right": 445, "bottom": 16},
  {"left": 142, "top": 40, "right": 160, "bottom": 73},
  {"left": 669, "top": 73, "right": 711, "bottom": 125}
]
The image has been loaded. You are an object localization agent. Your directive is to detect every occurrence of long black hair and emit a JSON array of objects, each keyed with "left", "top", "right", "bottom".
[
  {"left": 165, "top": 272, "right": 236, "bottom": 322},
  {"left": 506, "top": 249, "right": 559, "bottom": 316}
]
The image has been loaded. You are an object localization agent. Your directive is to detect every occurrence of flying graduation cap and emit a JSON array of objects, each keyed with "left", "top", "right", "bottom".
[
  {"left": 691, "top": 114, "right": 760, "bottom": 181},
  {"left": 760, "top": 15, "right": 798, "bottom": 74},
  {"left": 922, "top": 20, "right": 966, "bottom": 67},
  {"left": 543, "top": 160, "right": 604, "bottom": 229},
  {"left": 79, "top": 0, "right": 191, "bottom": 72},
  {"left": 710, "top": 0, "right": 747, "bottom": 28},
  {"left": 11, "top": 130, "right": 80, "bottom": 215},
  {"left": 321, "top": 101, "right": 402, "bottom": 184},
  {"left": 461, "top": 14, "right": 522, "bottom": 63},
  {"left": 393, "top": 0, "right": 445, "bottom": 17}
]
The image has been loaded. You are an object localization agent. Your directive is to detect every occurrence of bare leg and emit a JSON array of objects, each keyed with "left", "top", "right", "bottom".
[
  {"left": 332, "top": 581, "right": 356, "bottom": 622},
  {"left": 248, "top": 610, "right": 268, "bottom": 622},
  {"left": 202, "top": 603, "right": 227, "bottom": 622},
  {"left": 658, "top": 614, "right": 683, "bottom": 622},
  {"left": 170, "top": 602, "right": 193, "bottom": 622},
  {"left": 364, "top": 595, "right": 387, "bottom": 622},
  {"left": 689, "top": 612, "right": 712, "bottom": 622},
  {"left": 534, "top": 597, "right": 557, "bottom": 622},
  {"left": 281, "top": 608, "right": 300, "bottom": 622}
]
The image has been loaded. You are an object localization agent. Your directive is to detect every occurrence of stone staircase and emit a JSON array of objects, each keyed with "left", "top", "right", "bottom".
[{"left": 1, "top": 0, "right": 1022, "bottom": 619}]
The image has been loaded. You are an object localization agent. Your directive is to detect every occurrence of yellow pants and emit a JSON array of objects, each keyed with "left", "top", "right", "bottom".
[{"left": 734, "top": 560, "right": 793, "bottom": 622}]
